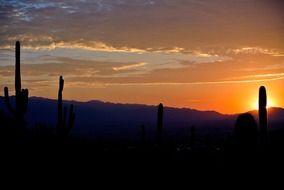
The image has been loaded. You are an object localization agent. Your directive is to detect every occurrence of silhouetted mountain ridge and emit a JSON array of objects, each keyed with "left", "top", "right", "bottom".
[{"left": 1, "top": 96, "right": 283, "bottom": 139}]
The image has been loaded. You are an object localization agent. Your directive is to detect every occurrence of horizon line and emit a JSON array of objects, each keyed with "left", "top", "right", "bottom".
[{"left": 1, "top": 95, "right": 283, "bottom": 116}]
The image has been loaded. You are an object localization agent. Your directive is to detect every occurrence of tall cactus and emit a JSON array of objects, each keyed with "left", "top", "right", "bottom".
[
  {"left": 157, "top": 103, "right": 163, "bottom": 145},
  {"left": 259, "top": 86, "right": 267, "bottom": 146},
  {"left": 56, "top": 76, "right": 75, "bottom": 136},
  {"left": 57, "top": 76, "right": 64, "bottom": 131},
  {"left": 3, "top": 41, "right": 28, "bottom": 127}
]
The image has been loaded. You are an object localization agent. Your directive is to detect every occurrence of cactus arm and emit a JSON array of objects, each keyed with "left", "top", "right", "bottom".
[
  {"left": 4, "top": 87, "right": 15, "bottom": 114},
  {"left": 20, "top": 89, "right": 29, "bottom": 114},
  {"left": 18, "top": 89, "right": 29, "bottom": 115}
]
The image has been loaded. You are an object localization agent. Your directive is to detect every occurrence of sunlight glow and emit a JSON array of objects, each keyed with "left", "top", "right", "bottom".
[{"left": 252, "top": 98, "right": 275, "bottom": 110}]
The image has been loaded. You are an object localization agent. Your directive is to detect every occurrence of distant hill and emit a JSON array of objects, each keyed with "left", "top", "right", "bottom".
[
  {"left": 249, "top": 107, "right": 284, "bottom": 122},
  {"left": 0, "top": 96, "right": 283, "bottom": 139}
]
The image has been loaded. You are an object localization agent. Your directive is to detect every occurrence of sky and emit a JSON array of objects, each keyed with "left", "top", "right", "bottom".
[{"left": 0, "top": 0, "right": 284, "bottom": 113}]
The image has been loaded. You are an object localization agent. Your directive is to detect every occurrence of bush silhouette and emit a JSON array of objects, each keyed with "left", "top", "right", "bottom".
[{"left": 234, "top": 113, "right": 258, "bottom": 151}]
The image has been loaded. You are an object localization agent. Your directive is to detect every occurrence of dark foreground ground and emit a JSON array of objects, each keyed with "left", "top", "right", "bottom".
[{"left": 1, "top": 126, "right": 284, "bottom": 176}]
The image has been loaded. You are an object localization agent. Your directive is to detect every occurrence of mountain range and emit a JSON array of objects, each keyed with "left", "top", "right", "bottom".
[{"left": 0, "top": 96, "right": 283, "bottom": 140}]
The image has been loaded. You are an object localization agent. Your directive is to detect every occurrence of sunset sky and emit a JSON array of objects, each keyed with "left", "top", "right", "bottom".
[{"left": 0, "top": 0, "right": 284, "bottom": 113}]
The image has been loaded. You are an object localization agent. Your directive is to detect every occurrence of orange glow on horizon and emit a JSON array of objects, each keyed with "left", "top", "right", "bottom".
[{"left": 251, "top": 98, "right": 276, "bottom": 111}]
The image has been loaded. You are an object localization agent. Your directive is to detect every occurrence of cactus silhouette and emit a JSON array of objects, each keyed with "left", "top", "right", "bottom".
[
  {"left": 157, "top": 103, "right": 163, "bottom": 145},
  {"left": 56, "top": 76, "right": 76, "bottom": 136},
  {"left": 259, "top": 86, "right": 267, "bottom": 146},
  {"left": 3, "top": 41, "right": 28, "bottom": 128},
  {"left": 234, "top": 113, "right": 258, "bottom": 151}
]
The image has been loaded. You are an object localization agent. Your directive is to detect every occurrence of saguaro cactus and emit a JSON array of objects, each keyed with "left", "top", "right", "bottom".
[
  {"left": 56, "top": 76, "right": 75, "bottom": 136},
  {"left": 157, "top": 103, "right": 163, "bottom": 144},
  {"left": 259, "top": 86, "right": 267, "bottom": 146},
  {"left": 4, "top": 41, "right": 28, "bottom": 127}
]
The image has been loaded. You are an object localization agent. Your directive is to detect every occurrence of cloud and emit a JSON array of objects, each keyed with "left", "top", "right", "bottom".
[
  {"left": 227, "top": 72, "right": 284, "bottom": 80},
  {"left": 0, "top": 55, "right": 229, "bottom": 88},
  {"left": 1, "top": 1, "right": 283, "bottom": 86},
  {"left": 240, "top": 63, "right": 284, "bottom": 71},
  {"left": 63, "top": 75, "right": 284, "bottom": 88},
  {"left": 1, "top": 44, "right": 283, "bottom": 89},
  {"left": 1, "top": 35, "right": 146, "bottom": 53},
  {"left": 228, "top": 47, "right": 284, "bottom": 57},
  {"left": 112, "top": 62, "right": 148, "bottom": 71},
  {"left": 0, "top": 39, "right": 229, "bottom": 77},
  {"left": 1, "top": 0, "right": 283, "bottom": 54},
  {"left": 1, "top": 34, "right": 244, "bottom": 58}
]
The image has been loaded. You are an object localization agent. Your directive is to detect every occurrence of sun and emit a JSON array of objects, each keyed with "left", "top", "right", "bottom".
[{"left": 252, "top": 98, "right": 275, "bottom": 110}]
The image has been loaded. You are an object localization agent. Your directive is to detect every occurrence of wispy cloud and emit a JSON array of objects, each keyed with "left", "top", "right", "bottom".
[
  {"left": 62, "top": 75, "right": 284, "bottom": 88},
  {"left": 227, "top": 72, "right": 284, "bottom": 80},
  {"left": 2, "top": 34, "right": 232, "bottom": 57},
  {"left": 227, "top": 47, "right": 284, "bottom": 57},
  {"left": 240, "top": 63, "right": 284, "bottom": 71},
  {"left": 1, "top": 35, "right": 147, "bottom": 53},
  {"left": 112, "top": 62, "right": 148, "bottom": 71}
]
